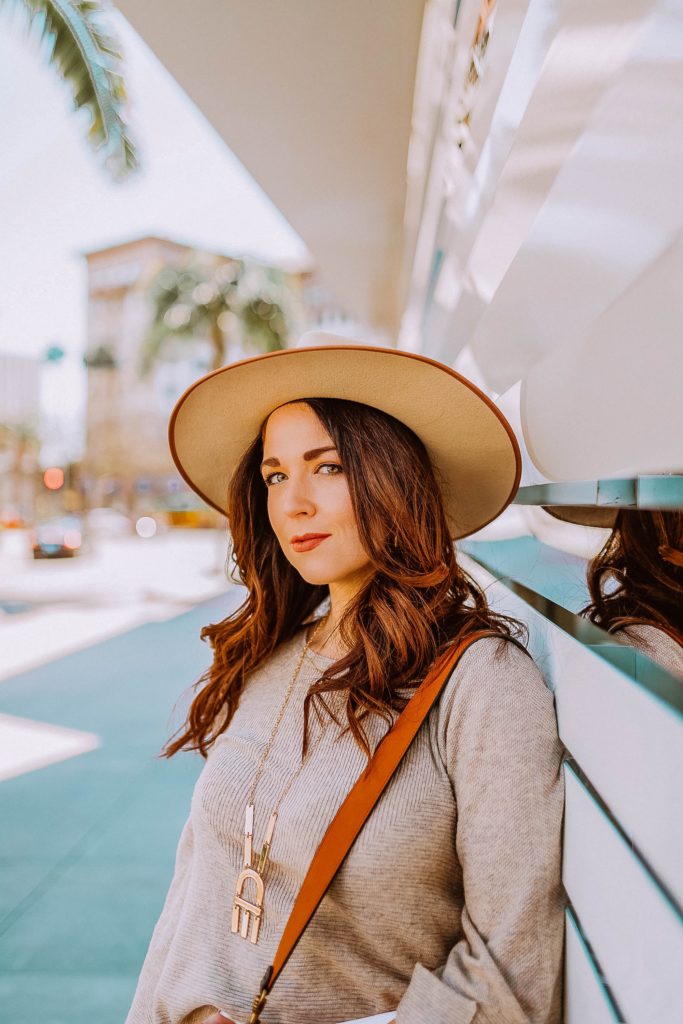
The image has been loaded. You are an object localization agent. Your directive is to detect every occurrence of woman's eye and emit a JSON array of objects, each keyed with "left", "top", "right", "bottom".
[{"left": 264, "top": 463, "right": 342, "bottom": 487}]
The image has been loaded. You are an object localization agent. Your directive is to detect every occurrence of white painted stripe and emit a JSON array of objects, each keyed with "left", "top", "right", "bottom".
[
  {"left": 551, "top": 629, "right": 683, "bottom": 908},
  {"left": 563, "top": 765, "right": 683, "bottom": 1024},
  {"left": 0, "top": 713, "right": 101, "bottom": 781}
]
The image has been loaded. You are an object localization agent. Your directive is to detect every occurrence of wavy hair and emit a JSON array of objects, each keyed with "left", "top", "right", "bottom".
[
  {"left": 580, "top": 509, "right": 683, "bottom": 641},
  {"left": 161, "top": 397, "right": 528, "bottom": 762}
]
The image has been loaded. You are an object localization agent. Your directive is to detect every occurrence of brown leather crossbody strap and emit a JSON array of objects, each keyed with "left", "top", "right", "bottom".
[{"left": 246, "top": 629, "right": 500, "bottom": 1022}]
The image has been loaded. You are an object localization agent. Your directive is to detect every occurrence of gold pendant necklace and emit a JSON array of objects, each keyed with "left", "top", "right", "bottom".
[{"left": 231, "top": 615, "right": 338, "bottom": 944}]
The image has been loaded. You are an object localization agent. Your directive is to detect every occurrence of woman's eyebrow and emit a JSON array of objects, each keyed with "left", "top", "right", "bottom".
[{"left": 260, "top": 445, "right": 338, "bottom": 470}]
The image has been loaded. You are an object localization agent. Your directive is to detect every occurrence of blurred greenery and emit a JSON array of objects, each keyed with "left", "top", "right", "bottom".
[
  {"left": 83, "top": 342, "right": 117, "bottom": 369},
  {"left": 0, "top": 419, "right": 40, "bottom": 448},
  {"left": 139, "top": 258, "right": 292, "bottom": 376},
  {"left": 1, "top": 0, "right": 139, "bottom": 179}
]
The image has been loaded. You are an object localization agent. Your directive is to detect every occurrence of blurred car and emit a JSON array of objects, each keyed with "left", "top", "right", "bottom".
[
  {"left": 165, "top": 508, "right": 212, "bottom": 528},
  {"left": 84, "top": 506, "right": 133, "bottom": 538},
  {"left": 163, "top": 501, "right": 222, "bottom": 528},
  {"left": 30, "top": 515, "right": 84, "bottom": 559}
]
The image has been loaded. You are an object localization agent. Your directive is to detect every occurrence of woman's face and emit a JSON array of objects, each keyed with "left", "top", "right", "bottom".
[{"left": 261, "top": 402, "right": 373, "bottom": 589}]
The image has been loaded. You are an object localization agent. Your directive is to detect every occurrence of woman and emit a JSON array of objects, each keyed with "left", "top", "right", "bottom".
[{"left": 125, "top": 338, "right": 566, "bottom": 1024}]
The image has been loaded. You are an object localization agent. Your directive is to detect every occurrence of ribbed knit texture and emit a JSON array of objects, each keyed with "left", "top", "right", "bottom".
[
  {"left": 612, "top": 622, "right": 683, "bottom": 679},
  {"left": 124, "top": 627, "right": 565, "bottom": 1024}
]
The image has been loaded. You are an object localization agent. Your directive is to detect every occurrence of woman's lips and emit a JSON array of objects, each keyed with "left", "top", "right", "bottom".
[{"left": 291, "top": 534, "right": 331, "bottom": 552}]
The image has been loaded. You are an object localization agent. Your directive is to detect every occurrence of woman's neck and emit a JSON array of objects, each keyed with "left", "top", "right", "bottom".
[
  {"left": 307, "top": 616, "right": 345, "bottom": 658},
  {"left": 308, "top": 572, "right": 372, "bottom": 657}
]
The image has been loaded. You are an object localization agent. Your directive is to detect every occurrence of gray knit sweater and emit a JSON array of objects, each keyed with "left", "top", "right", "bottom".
[
  {"left": 612, "top": 622, "right": 683, "bottom": 679},
  {"left": 124, "top": 627, "right": 565, "bottom": 1024}
]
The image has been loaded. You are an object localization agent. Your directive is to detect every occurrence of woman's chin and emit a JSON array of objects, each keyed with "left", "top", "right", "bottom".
[
  {"left": 285, "top": 551, "right": 373, "bottom": 589},
  {"left": 293, "top": 565, "right": 334, "bottom": 586}
]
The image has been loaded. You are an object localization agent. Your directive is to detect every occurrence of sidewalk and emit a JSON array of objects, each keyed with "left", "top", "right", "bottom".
[{"left": 0, "top": 588, "right": 241, "bottom": 1024}]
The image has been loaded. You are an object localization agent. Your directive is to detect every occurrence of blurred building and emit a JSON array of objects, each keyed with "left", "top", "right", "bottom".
[
  {"left": 0, "top": 352, "right": 40, "bottom": 427},
  {"left": 84, "top": 237, "right": 192, "bottom": 510},
  {"left": 82, "top": 235, "right": 309, "bottom": 513},
  {"left": 0, "top": 352, "right": 40, "bottom": 523}
]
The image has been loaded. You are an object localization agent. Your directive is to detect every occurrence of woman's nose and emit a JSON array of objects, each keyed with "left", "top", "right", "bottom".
[{"left": 282, "top": 474, "right": 316, "bottom": 517}]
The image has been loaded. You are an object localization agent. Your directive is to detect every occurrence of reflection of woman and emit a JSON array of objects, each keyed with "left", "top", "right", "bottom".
[
  {"left": 545, "top": 506, "right": 683, "bottom": 678},
  {"left": 125, "top": 341, "right": 565, "bottom": 1024},
  {"left": 584, "top": 509, "right": 683, "bottom": 677}
]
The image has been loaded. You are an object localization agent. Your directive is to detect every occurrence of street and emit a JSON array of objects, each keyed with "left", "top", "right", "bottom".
[{"left": 0, "top": 527, "right": 236, "bottom": 681}]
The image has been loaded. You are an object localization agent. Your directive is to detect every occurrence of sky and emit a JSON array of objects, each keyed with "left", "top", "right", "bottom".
[{"left": 0, "top": 7, "right": 310, "bottom": 460}]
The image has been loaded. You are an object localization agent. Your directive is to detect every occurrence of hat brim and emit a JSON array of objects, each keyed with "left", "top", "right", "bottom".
[
  {"left": 168, "top": 344, "right": 521, "bottom": 540},
  {"left": 542, "top": 505, "right": 619, "bottom": 529}
]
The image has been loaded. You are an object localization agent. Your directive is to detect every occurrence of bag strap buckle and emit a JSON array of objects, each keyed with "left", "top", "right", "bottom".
[{"left": 247, "top": 966, "right": 273, "bottom": 1023}]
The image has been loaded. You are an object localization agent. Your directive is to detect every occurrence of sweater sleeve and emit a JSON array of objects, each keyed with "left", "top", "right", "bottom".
[
  {"left": 124, "top": 813, "right": 195, "bottom": 1024},
  {"left": 395, "top": 637, "right": 566, "bottom": 1024}
]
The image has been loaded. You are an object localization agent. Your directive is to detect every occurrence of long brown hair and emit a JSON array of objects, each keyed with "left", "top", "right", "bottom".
[
  {"left": 161, "top": 397, "right": 528, "bottom": 761},
  {"left": 580, "top": 509, "right": 683, "bottom": 639}
]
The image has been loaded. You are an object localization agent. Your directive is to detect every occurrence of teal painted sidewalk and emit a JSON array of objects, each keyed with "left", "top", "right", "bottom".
[{"left": 0, "top": 591, "right": 241, "bottom": 1024}]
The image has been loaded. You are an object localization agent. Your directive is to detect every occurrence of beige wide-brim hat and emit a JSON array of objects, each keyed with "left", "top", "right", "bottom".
[{"left": 168, "top": 334, "right": 522, "bottom": 540}]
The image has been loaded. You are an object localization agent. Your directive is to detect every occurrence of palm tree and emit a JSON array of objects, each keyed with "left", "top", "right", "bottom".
[
  {"left": 1, "top": 0, "right": 138, "bottom": 179},
  {"left": 138, "top": 258, "right": 291, "bottom": 377}
]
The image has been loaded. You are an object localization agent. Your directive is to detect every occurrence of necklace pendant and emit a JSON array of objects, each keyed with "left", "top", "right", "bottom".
[
  {"left": 256, "top": 811, "right": 278, "bottom": 874},
  {"left": 232, "top": 805, "right": 271, "bottom": 944},
  {"left": 231, "top": 865, "right": 265, "bottom": 943}
]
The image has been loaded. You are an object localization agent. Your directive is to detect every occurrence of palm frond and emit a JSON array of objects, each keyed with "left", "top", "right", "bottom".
[
  {"left": 139, "top": 260, "right": 293, "bottom": 378},
  {"left": 240, "top": 298, "right": 288, "bottom": 353},
  {"left": 1, "top": 0, "right": 139, "bottom": 179},
  {"left": 137, "top": 319, "right": 196, "bottom": 379}
]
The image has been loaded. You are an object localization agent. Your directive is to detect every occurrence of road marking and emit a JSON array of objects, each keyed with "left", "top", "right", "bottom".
[{"left": 0, "top": 713, "right": 101, "bottom": 782}]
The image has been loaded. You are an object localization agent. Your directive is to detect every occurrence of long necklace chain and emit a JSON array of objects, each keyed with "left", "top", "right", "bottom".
[
  {"left": 246, "top": 612, "right": 338, "bottom": 805},
  {"left": 231, "top": 614, "right": 341, "bottom": 945}
]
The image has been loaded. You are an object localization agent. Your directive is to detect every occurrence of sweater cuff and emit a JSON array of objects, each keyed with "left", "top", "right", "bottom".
[{"left": 395, "top": 963, "right": 477, "bottom": 1024}]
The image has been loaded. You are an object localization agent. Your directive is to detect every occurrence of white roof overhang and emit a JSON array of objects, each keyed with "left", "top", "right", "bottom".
[{"left": 115, "top": 0, "right": 427, "bottom": 336}]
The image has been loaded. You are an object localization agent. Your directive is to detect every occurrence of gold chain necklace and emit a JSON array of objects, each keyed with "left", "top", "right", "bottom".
[{"left": 231, "top": 615, "right": 340, "bottom": 945}]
